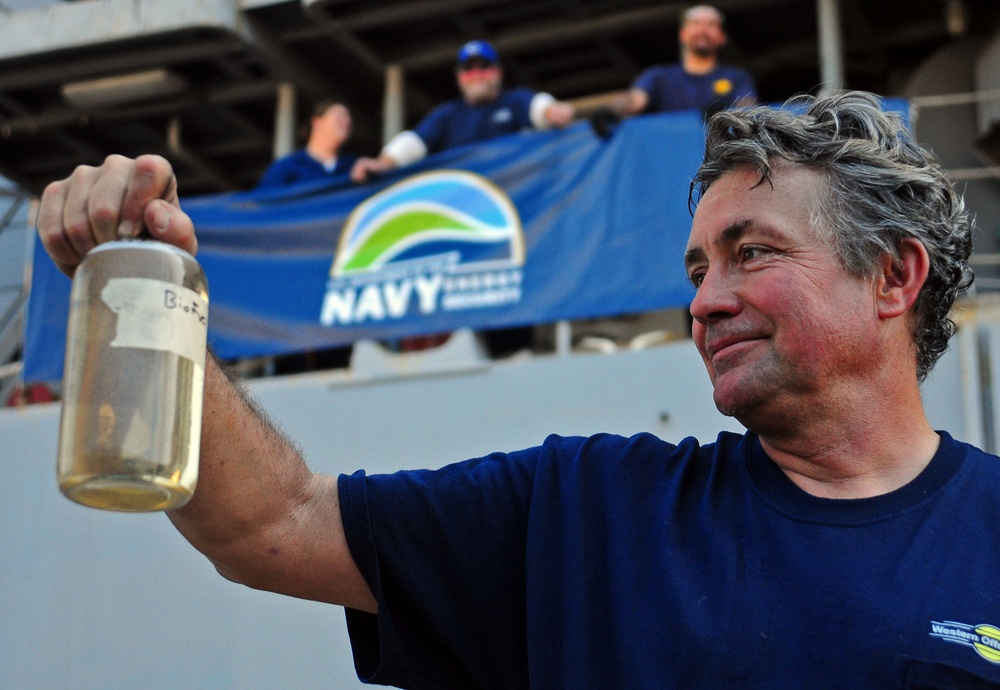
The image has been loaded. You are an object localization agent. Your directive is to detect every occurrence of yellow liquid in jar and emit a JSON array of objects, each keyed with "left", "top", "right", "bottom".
[
  {"left": 59, "top": 459, "right": 193, "bottom": 512},
  {"left": 57, "top": 241, "right": 206, "bottom": 512}
]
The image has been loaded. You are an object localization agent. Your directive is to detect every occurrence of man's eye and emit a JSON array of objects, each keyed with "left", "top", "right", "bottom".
[
  {"left": 740, "top": 246, "right": 765, "bottom": 261},
  {"left": 690, "top": 271, "right": 706, "bottom": 288}
]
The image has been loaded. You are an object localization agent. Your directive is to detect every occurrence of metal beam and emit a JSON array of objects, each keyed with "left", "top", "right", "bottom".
[
  {"left": 389, "top": 0, "right": 775, "bottom": 71},
  {"left": 382, "top": 64, "right": 405, "bottom": 145},
  {"left": 0, "top": 80, "right": 280, "bottom": 137},
  {"left": 0, "top": 39, "right": 239, "bottom": 91},
  {"left": 398, "top": 3, "right": 690, "bottom": 70},
  {"left": 817, "top": 0, "right": 845, "bottom": 94},
  {"left": 273, "top": 82, "right": 297, "bottom": 159},
  {"left": 285, "top": 0, "right": 513, "bottom": 39}
]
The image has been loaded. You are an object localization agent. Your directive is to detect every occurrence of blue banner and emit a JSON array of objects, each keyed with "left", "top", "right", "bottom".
[{"left": 25, "top": 111, "right": 711, "bottom": 381}]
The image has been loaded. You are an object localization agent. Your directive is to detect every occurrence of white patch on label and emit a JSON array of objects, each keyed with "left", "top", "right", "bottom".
[{"left": 101, "top": 278, "right": 208, "bottom": 364}]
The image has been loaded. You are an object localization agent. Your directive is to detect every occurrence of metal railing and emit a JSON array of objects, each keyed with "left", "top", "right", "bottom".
[
  {"left": 0, "top": 189, "right": 32, "bottom": 404},
  {"left": 910, "top": 87, "right": 1000, "bottom": 182}
]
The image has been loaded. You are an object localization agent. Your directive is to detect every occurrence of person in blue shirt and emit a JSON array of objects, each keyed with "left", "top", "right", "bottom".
[
  {"left": 257, "top": 100, "right": 359, "bottom": 188},
  {"left": 614, "top": 4, "right": 757, "bottom": 120},
  {"left": 36, "top": 91, "right": 998, "bottom": 688},
  {"left": 350, "top": 40, "right": 575, "bottom": 183}
]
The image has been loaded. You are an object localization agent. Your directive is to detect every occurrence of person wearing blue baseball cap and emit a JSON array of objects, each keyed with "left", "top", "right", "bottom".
[
  {"left": 456, "top": 39, "right": 499, "bottom": 64},
  {"left": 351, "top": 40, "right": 576, "bottom": 183}
]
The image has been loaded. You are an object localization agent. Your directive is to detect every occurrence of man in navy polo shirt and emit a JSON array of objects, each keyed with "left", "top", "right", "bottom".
[
  {"left": 350, "top": 40, "right": 575, "bottom": 183},
  {"left": 614, "top": 4, "right": 757, "bottom": 120},
  {"left": 36, "top": 92, "right": 1000, "bottom": 689}
]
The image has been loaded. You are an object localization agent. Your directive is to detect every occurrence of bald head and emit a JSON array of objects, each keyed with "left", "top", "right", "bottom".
[
  {"left": 683, "top": 4, "right": 724, "bottom": 26},
  {"left": 680, "top": 4, "right": 727, "bottom": 61}
]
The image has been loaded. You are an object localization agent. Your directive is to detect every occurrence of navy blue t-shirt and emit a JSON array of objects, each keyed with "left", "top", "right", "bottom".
[
  {"left": 412, "top": 88, "right": 538, "bottom": 154},
  {"left": 633, "top": 64, "right": 757, "bottom": 116},
  {"left": 339, "top": 431, "right": 1000, "bottom": 689},
  {"left": 256, "top": 149, "right": 359, "bottom": 188}
]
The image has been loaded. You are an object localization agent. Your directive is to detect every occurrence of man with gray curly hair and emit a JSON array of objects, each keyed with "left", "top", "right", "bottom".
[
  {"left": 690, "top": 90, "right": 972, "bottom": 383},
  {"left": 684, "top": 90, "right": 975, "bottom": 445},
  {"left": 35, "top": 91, "right": 1000, "bottom": 688}
]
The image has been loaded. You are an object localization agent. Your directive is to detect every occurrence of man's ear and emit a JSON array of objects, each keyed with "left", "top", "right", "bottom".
[{"left": 877, "top": 237, "right": 930, "bottom": 319}]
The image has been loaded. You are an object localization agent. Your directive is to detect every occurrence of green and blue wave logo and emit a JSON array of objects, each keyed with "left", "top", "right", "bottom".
[
  {"left": 321, "top": 170, "right": 526, "bottom": 326},
  {"left": 332, "top": 170, "right": 524, "bottom": 277}
]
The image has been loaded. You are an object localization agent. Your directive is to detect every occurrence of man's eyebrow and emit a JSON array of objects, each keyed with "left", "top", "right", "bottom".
[
  {"left": 683, "top": 246, "right": 705, "bottom": 270},
  {"left": 684, "top": 220, "right": 751, "bottom": 269},
  {"left": 719, "top": 221, "right": 751, "bottom": 245}
]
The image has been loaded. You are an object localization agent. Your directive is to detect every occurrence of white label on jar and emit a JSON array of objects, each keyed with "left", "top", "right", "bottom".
[{"left": 101, "top": 277, "right": 208, "bottom": 364}]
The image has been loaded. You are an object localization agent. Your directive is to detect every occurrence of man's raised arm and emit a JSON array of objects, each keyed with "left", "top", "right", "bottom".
[{"left": 37, "top": 154, "right": 376, "bottom": 614}]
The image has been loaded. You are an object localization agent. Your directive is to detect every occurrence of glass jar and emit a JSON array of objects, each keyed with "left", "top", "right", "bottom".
[{"left": 57, "top": 240, "right": 209, "bottom": 512}]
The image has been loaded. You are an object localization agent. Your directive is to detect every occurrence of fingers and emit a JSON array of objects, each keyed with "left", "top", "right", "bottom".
[
  {"left": 118, "top": 154, "right": 179, "bottom": 239},
  {"left": 350, "top": 159, "right": 373, "bottom": 184},
  {"left": 553, "top": 103, "right": 576, "bottom": 127},
  {"left": 86, "top": 156, "right": 137, "bottom": 244},
  {"left": 350, "top": 157, "right": 396, "bottom": 184},
  {"left": 36, "top": 154, "right": 195, "bottom": 277},
  {"left": 37, "top": 179, "right": 79, "bottom": 276},
  {"left": 544, "top": 103, "right": 574, "bottom": 128}
]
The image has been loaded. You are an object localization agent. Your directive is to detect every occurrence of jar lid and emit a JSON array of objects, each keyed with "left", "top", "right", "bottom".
[{"left": 86, "top": 238, "right": 196, "bottom": 261}]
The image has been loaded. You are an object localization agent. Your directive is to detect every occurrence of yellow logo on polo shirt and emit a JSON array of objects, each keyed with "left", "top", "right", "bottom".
[
  {"left": 931, "top": 620, "right": 1000, "bottom": 664},
  {"left": 713, "top": 78, "right": 733, "bottom": 95}
]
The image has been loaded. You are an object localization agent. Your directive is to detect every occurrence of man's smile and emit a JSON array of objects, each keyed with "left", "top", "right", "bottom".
[{"left": 704, "top": 329, "right": 768, "bottom": 362}]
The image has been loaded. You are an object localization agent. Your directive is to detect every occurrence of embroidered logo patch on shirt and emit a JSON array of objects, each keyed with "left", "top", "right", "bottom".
[
  {"left": 931, "top": 620, "right": 1000, "bottom": 663},
  {"left": 492, "top": 108, "right": 513, "bottom": 124},
  {"left": 713, "top": 78, "right": 733, "bottom": 95}
]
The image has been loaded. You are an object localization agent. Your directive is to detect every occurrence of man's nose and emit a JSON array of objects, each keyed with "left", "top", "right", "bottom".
[{"left": 689, "top": 267, "right": 741, "bottom": 324}]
